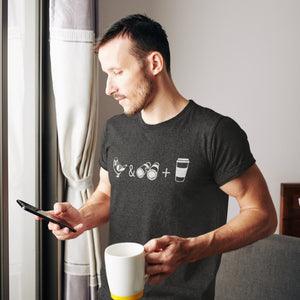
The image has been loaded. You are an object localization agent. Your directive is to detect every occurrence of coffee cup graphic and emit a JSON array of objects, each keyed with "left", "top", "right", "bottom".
[{"left": 175, "top": 158, "right": 190, "bottom": 182}]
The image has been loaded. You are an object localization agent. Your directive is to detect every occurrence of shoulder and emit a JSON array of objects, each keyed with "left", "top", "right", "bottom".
[
  {"left": 190, "top": 100, "right": 222, "bottom": 119},
  {"left": 188, "top": 100, "right": 226, "bottom": 133},
  {"left": 190, "top": 101, "right": 244, "bottom": 132}
]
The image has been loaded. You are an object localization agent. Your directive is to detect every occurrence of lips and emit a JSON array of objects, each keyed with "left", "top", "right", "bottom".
[{"left": 113, "top": 94, "right": 126, "bottom": 101}]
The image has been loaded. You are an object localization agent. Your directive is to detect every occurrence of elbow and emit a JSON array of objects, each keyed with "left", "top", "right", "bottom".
[
  {"left": 269, "top": 211, "right": 278, "bottom": 235},
  {"left": 262, "top": 206, "right": 278, "bottom": 238}
]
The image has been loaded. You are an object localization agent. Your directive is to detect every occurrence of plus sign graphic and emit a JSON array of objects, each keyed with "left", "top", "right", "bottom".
[{"left": 162, "top": 168, "right": 171, "bottom": 178}]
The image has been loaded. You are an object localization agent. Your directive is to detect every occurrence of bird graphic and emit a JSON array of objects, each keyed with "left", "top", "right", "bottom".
[{"left": 113, "top": 157, "right": 127, "bottom": 177}]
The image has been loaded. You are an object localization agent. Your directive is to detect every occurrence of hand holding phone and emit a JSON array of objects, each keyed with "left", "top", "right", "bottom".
[{"left": 17, "top": 199, "right": 76, "bottom": 232}]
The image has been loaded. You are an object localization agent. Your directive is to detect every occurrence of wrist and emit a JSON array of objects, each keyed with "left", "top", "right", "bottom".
[
  {"left": 185, "top": 237, "right": 198, "bottom": 263},
  {"left": 78, "top": 206, "right": 91, "bottom": 231},
  {"left": 186, "top": 235, "right": 211, "bottom": 263}
]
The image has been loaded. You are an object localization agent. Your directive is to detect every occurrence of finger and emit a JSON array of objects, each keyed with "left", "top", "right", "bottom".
[
  {"left": 144, "top": 235, "right": 171, "bottom": 252},
  {"left": 52, "top": 230, "right": 68, "bottom": 241},
  {"left": 146, "top": 251, "right": 165, "bottom": 264},
  {"left": 146, "top": 261, "right": 167, "bottom": 275},
  {"left": 48, "top": 221, "right": 61, "bottom": 231},
  {"left": 51, "top": 227, "right": 70, "bottom": 238},
  {"left": 52, "top": 227, "right": 79, "bottom": 241},
  {"left": 148, "top": 273, "right": 170, "bottom": 286},
  {"left": 62, "top": 227, "right": 70, "bottom": 235},
  {"left": 48, "top": 222, "right": 53, "bottom": 230}
]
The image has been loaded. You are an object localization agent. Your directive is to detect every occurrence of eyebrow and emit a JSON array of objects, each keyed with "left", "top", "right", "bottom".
[
  {"left": 108, "top": 67, "right": 122, "bottom": 71},
  {"left": 103, "top": 66, "right": 122, "bottom": 73}
]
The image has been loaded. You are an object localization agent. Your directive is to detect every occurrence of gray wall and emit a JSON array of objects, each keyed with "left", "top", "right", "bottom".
[{"left": 95, "top": 0, "right": 300, "bottom": 248}]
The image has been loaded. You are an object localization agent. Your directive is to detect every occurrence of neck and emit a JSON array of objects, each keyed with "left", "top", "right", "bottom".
[{"left": 141, "top": 73, "right": 189, "bottom": 125}]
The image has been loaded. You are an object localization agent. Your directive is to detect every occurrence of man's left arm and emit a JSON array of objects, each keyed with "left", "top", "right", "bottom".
[{"left": 145, "top": 163, "right": 277, "bottom": 285}]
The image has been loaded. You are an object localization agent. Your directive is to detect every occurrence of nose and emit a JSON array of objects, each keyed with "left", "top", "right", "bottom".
[{"left": 105, "top": 76, "right": 117, "bottom": 96}]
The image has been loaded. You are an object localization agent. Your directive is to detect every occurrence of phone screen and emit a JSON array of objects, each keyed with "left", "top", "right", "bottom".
[{"left": 17, "top": 199, "right": 76, "bottom": 232}]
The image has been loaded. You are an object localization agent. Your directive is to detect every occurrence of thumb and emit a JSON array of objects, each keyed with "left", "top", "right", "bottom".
[
  {"left": 53, "top": 202, "right": 72, "bottom": 216},
  {"left": 74, "top": 223, "right": 84, "bottom": 232}
]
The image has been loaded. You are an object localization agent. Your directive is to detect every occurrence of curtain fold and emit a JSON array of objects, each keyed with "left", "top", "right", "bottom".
[{"left": 49, "top": 1, "right": 101, "bottom": 299}]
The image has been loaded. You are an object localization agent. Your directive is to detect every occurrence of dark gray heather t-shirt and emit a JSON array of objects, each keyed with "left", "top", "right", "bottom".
[{"left": 98, "top": 100, "right": 255, "bottom": 299}]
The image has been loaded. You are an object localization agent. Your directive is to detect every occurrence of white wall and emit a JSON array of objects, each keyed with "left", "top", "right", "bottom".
[{"left": 96, "top": 0, "right": 300, "bottom": 234}]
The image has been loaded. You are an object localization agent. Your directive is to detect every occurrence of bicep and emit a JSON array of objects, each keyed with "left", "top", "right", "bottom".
[{"left": 220, "top": 164, "right": 273, "bottom": 212}]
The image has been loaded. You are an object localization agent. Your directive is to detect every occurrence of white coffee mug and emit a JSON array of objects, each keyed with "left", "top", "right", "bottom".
[{"left": 105, "top": 242, "right": 146, "bottom": 300}]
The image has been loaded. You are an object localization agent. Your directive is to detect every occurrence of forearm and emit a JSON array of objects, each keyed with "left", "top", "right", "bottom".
[
  {"left": 79, "top": 188, "right": 110, "bottom": 231},
  {"left": 187, "top": 207, "right": 277, "bottom": 263}
]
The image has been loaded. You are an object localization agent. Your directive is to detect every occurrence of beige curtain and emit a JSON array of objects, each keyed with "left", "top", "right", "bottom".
[{"left": 49, "top": 1, "right": 101, "bottom": 299}]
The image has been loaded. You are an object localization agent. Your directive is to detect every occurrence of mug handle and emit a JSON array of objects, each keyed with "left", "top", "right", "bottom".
[
  {"left": 144, "top": 252, "right": 149, "bottom": 284},
  {"left": 144, "top": 273, "right": 149, "bottom": 284}
]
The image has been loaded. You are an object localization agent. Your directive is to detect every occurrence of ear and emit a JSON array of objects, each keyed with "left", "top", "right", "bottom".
[{"left": 147, "top": 51, "right": 164, "bottom": 75}]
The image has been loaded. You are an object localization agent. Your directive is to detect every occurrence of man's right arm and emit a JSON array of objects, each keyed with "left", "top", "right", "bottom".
[
  {"left": 79, "top": 167, "right": 111, "bottom": 230},
  {"left": 48, "top": 167, "right": 111, "bottom": 240}
]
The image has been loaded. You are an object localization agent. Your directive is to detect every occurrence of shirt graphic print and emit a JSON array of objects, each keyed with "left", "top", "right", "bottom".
[{"left": 112, "top": 157, "right": 190, "bottom": 182}]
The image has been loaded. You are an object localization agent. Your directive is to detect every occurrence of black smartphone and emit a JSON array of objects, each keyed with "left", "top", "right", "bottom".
[{"left": 16, "top": 199, "right": 76, "bottom": 232}]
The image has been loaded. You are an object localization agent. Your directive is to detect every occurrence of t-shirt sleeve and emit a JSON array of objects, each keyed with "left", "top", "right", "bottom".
[
  {"left": 210, "top": 117, "right": 256, "bottom": 186},
  {"left": 99, "top": 121, "right": 108, "bottom": 170}
]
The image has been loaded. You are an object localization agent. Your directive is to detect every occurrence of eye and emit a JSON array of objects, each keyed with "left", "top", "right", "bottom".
[{"left": 114, "top": 70, "right": 123, "bottom": 76}]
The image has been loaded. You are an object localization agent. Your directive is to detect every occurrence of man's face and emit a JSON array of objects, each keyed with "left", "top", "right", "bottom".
[{"left": 98, "top": 37, "right": 154, "bottom": 116}]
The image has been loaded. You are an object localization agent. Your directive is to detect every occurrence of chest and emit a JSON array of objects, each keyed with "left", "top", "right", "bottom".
[{"left": 105, "top": 126, "right": 213, "bottom": 190}]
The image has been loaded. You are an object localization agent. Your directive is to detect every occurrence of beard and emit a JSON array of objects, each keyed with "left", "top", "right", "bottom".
[{"left": 114, "top": 71, "right": 154, "bottom": 117}]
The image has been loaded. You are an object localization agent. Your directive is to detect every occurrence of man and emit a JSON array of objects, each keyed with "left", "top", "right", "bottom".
[{"left": 48, "top": 14, "right": 277, "bottom": 299}]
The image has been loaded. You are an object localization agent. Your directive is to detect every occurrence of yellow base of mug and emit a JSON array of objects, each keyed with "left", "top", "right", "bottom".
[{"left": 111, "top": 290, "right": 143, "bottom": 300}]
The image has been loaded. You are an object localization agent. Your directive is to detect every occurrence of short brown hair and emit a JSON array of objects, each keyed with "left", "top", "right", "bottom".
[{"left": 94, "top": 14, "right": 171, "bottom": 74}]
